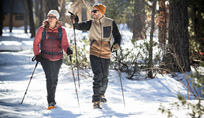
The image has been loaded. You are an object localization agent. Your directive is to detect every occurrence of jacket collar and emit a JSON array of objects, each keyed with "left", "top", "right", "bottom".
[
  {"left": 43, "top": 20, "right": 61, "bottom": 30},
  {"left": 94, "top": 16, "right": 106, "bottom": 23}
]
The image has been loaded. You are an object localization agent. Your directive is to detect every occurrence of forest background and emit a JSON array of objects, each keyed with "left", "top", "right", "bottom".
[
  {"left": 1, "top": 0, "right": 204, "bottom": 93},
  {"left": 1, "top": 0, "right": 204, "bottom": 75},
  {"left": 1, "top": 0, "right": 204, "bottom": 116}
]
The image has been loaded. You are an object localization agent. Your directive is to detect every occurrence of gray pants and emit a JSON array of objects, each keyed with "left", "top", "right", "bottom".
[
  {"left": 41, "top": 58, "right": 62, "bottom": 104},
  {"left": 90, "top": 55, "right": 110, "bottom": 102}
]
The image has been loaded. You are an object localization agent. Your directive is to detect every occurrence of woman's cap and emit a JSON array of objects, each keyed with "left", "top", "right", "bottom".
[{"left": 47, "top": 10, "right": 59, "bottom": 20}]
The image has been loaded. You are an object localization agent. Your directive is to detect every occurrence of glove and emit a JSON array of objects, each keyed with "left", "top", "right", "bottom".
[
  {"left": 67, "top": 47, "right": 73, "bottom": 56},
  {"left": 70, "top": 14, "right": 76, "bottom": 20},
  {"left": 35, "top": 55, "right": 42, "bottom": 62},
  {"left": 112, "top": 43, "right": 119, "bottom": 50},
  {"left": 69, "top": 11, "right": 78, "bottom": 19},
  {"left": 69, "top": 13, "right": 78, "bottom": 24}
]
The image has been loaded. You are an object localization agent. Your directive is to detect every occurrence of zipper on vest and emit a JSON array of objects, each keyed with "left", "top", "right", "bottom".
[{"left": 99, "top": 20, "right": 102, "bottom": 57}]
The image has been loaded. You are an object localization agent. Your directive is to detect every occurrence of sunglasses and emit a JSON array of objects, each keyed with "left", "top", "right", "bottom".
[
  {"left": 91, "top": 10, "right": 99, "bottom": 13},
  {"left": 47, "top": 16, "right": 56, "bottom": 19},
  {"left": 93, "top": 4, "right": 104, "bottom": 13}
]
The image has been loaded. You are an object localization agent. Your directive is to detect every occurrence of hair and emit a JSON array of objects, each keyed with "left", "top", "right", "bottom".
[{"left": 43, "top": 20, "right": 59, "bottom": 39}]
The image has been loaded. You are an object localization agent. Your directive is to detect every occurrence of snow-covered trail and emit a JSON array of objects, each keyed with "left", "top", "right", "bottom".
[{"left": 0, "top": 49, "right": 189, "bottom": 118}]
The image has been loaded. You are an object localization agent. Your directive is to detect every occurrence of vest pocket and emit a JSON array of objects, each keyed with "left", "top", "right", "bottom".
[{"left": 103, "top": 26, "right": 111, "bottom": 38}]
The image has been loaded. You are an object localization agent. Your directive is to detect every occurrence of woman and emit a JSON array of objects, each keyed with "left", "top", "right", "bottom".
[{"left": 33, "top": 10, "right": 72, "bottom": 110}]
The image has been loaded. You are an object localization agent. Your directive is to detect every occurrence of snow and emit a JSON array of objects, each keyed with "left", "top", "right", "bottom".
[{"left": 0, "top": 26, "right": 202, "bottom": 118}]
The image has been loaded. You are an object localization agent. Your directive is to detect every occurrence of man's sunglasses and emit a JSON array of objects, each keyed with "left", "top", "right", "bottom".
[
  {"left": 47, "top": 16, "right": 56, "bottom": 19},
  {"left": 91, "top": 10, "right": 99, "bottom": 13}
]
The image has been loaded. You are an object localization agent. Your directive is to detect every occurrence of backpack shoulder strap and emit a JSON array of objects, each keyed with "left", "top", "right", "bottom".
[
  {"left": 58, "top": 28, "right": 62, "bottom": 43},
  {"left": 40, "top": 29, "right": 46, "bottom": 50}
]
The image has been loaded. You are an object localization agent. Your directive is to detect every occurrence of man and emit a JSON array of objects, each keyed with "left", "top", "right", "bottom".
[{"left": 71, "top": 3, "right": 121, "bottom": 109}]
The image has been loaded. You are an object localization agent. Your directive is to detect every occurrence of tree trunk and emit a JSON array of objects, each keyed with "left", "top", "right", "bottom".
[
  {"left": 0, "top": 0, "right": 4, "bottom": 35},
  {"left": 158, "top": 0, "right": 167, "bottom": 50},
  {"left": 23, "top": 0, "right": 28, "bottom": 33},
  {"left": 45, "top": 0, "right": 59, "bottom": 14},
  {"left": 59, "top": 0, "right": 66, "bottom": 21},
  {"left": 27, "top": 0, "right": 36, "bottom": 38},
  {"left": 132, "top": 0, "right": 146, "bottom": 41},
  {"left": 148, "top": 0, "right": 157, "bottom": 78},
  {"left": 34, "top": 0, "right": 41, "bottom": 28},
  {"left": 35, "top": 0, "right": 40, "bottom": 17},
  {"left": 83, "top": 0, "right": 92, "bottom": 20},
  {"left": 40, "top": 0, "right": 46, "bottom": 26},
  {"left": 72, "top": 0, "right": 83, "bottom": 22},
  {"left": 9, "top": 0, "right": 14, "bottom": 33},
  {"left": 166, "top": 0, "right": 190, "bottom": 72}
]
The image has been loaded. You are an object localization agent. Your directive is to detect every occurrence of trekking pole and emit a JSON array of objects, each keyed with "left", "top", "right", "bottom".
[
  {"left": 69, "top": 56, "right": 81, "bottom": 112},
  {"left": 20, "top": 56, "right": 38, "bottom": 104},
  {"left": 69, "top": 11, "right": 80, "bottom": 89},
  {"left": 116, "top": 51, "right": 126, "bottom": 107}
]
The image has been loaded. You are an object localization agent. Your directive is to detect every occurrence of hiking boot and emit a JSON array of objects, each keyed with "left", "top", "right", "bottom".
[
  {"left": 93, "top": 102, "right": 102, "bottom": 109},
  {"left": 47, "top": 102, "right": 56, "bottom": 110},
  {"left": 100, "top": 95, "right": 107, "bottom": 103}
]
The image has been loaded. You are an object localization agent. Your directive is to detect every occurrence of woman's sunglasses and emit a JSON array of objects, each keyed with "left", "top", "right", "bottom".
[
  {"left": 47, "top": 16, "right": 56, "bottom": 19},
  {"left": 91, "top": 10, "right": 99, "bottom": 13}
]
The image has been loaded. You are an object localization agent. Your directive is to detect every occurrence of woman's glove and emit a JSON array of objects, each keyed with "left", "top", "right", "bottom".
[
  {"left": 34, "top": 55, "right": 42, "bottom": 62},
  {"left": 67, "top": 47, "right": 73, "bottom": 56}
]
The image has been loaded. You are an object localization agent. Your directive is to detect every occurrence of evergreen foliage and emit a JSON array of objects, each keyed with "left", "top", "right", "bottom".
[
  {"left": 63, "top": 38, "right": 90, "bottom": 69},
  {"left": 110, "top": 39, "right": 161, "bottom": 80},
  {"left": 103, "top": 0, "right": 132, "bottom": 24},
  {"left": 158, "top": 95, "right": 204, "bottom": 118},
  {"left": 188, "top": 0, "right": 204, "bottom": 62}
]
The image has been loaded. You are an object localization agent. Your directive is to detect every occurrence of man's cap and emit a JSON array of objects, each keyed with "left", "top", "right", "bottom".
[{"left": 93, "top": 4, "right": 106, "bottom": 16}]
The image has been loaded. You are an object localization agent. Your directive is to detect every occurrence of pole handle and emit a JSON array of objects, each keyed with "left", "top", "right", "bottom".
[
  {"left": 69, "top": 56, "right": 72, "bottom": 62},
  {"left": 68, "top": 11, "right": 74, "bottom": 15}
]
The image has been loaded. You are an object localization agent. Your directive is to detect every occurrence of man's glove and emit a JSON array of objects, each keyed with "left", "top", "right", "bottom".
[
  {"left": 67, "top": 47, "right": 73, "bottom": 56},
  {"left": 70, "top": 14, "right": 76, "bottom": 20},
  {"left": 112, "top": 43, "right": 120, "bottom": 50},
  {"left": 35, "top": 55, "right": 42, "bottom": 62},
  {"left": 69, "top": 11, "right": 79, "bottom": 23}
]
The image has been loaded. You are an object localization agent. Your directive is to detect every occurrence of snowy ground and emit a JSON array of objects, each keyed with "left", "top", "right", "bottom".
[{"left": 0, "top": 27, "right": 201, "bottom": 118}]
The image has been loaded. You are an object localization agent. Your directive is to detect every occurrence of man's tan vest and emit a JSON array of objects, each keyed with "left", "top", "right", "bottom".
[{"left": 89, "top": 16, "right": 113, "bottom": 59}]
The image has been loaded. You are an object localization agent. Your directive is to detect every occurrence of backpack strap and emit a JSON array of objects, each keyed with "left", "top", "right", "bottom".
[
  {"left": 41, "top": 50, "right": 62, "bottom": 55},
  {"left": 40, "top": 28, "right": 63, "bottom": 55},
  {"left": 40, "top": 29, "right": 46, "bottom": 50},
  {"left": 58, "top": 28, "right": 62, "bottom": 44}
]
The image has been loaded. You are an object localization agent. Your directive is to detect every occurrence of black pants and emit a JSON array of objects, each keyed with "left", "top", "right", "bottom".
[
  {"left": 90, "top": 55, "right": 110, "bottom": 102},
  {"left": 41, "top": 58, "right": 62, "bottom": 104}
]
